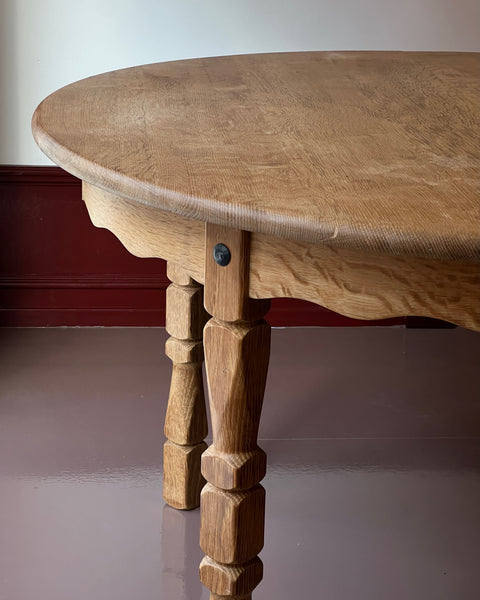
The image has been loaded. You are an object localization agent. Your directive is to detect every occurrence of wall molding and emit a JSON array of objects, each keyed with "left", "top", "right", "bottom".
[{"left": 0, "top": 273, "right": 169, "bottom": 289}]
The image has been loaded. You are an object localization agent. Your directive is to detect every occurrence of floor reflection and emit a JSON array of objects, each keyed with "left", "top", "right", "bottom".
[{"left": 160, "top": 504, "right": 206, "bottom": 600}]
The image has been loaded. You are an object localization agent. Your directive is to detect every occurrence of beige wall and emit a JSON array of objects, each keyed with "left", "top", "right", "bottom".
[{"left": 1, "top": 0, "right": 479, "bottom": 165}]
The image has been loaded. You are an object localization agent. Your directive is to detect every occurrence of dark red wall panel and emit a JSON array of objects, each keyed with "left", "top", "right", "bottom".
[
  {"left": 0, "top": 165, "right": 412, "bottom": 327},
  {"left": 0, "top": 167, "right": 167, "bottom": 326}
]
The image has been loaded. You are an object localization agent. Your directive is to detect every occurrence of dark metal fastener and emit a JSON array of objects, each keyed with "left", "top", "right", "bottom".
[{"left": 213, "top": 243, "right": 231, "bottom": 267}]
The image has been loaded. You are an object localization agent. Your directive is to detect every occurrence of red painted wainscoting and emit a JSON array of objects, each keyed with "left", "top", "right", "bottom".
[{"left": 0, "top": 166, "right": 447, "bottom": 328}]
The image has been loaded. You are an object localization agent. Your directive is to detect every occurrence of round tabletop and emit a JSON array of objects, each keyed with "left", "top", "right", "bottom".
[{"left": 32, "top": 51, "right": 479, "bottom": 261}]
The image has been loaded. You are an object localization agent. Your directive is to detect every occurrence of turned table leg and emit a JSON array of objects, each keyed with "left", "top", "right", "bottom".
[
  {"left": 200, "top": 225, "right": 271, "bottom": 599},
  {"left": 163, "top": 263, "right": 209, "bottom": 510}
]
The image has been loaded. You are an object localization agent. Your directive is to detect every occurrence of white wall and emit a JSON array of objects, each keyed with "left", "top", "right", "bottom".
[{"left": 1, "top": 0, "right": 479, "bottom": 165}]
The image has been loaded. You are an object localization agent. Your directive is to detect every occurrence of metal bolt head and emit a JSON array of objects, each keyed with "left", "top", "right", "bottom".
[{"left": 213, "top": 243, "right": 231, "bottom": 267}]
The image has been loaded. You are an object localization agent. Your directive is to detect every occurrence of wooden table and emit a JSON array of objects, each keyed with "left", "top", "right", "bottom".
[{"left": 33, "top": 52, "right": 479, "bottom": 599}]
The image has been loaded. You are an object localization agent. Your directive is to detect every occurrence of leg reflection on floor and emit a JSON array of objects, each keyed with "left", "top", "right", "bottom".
[{"left": 161, "top": 504, "right": 206, "bottom": 600}]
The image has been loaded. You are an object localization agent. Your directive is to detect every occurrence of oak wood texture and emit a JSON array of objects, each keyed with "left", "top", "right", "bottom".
[
  {"left": 200, "top": 225, "right": 270, "bottom": 599},
  {"left": 83, "top": 184, "right": 480, "bottom": 330},
  {"left": 249, "top": 234, "right": 480, "bottom": 331},
  {"left": 163, "top": 263, "right": 209, "bottom": 510},
  {"left": 33, "top": 52, "right": 479, "bottom": 263}
]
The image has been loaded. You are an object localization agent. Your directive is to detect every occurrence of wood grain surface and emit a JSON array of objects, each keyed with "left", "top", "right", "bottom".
[
  {"left": 33, "top": 52, "right": 479, "bottom": 262},
  {"left": 249, "top": 233, "right": 480, "bottom": 331},
  {"left": 83, "top": 184, "right": 479, "bottom": 331}
]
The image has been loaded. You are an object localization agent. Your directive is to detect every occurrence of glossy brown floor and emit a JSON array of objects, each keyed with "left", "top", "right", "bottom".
[{"left": 1, "top": 327, "right": 479, "bottom": 600}]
